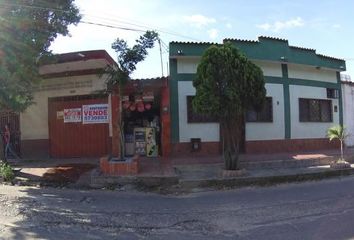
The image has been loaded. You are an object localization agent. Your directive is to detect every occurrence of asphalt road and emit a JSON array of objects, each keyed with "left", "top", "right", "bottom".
[{"left": 2, "top": 176, "right": 354, "bottom": 240}]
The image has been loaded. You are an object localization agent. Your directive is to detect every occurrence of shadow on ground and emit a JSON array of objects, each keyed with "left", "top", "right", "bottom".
[
  {"left": 42, "top": 163, "right": 96, "bottom": 185},
  {"left": 14, "top": 163, "right": 96, "bottom": 187},
  {"left": 4, "top": 187, "right": 145, "bottom": 240}
]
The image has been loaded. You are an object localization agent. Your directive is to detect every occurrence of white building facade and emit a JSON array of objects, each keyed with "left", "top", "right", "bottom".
[
  {"left": 169, "top": 37, "right": 346, "bottom": 156},
  {"left": 342, "top": 77, "right": 354, "bottom": 147}
]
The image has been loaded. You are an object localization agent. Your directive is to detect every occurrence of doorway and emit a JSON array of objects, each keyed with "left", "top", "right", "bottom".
[
  {"left": 0, "top": 110, "right": 20, "bottom": 157},
  {"left": 122, "top": 91, "right": 161, "bottom": 158},
  {"left": 48, "top": 95, "right": 109, "bottom": 158}
]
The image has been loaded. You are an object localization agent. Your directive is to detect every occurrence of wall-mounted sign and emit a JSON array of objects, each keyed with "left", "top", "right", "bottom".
[
  {"left": 142, "top": 91, "right": 154, "bottom": 101},
  {"left": 57, "top": 111, "right": 64, "bottom": 120},
  {"left": 64, "top": 108, "right": 82, "bottom": 123},
  {"left": 82, "top": 104, "right": 109, "bottom": 124}
]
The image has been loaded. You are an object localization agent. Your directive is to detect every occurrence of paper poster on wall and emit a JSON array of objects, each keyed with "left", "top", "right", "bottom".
[
  {"left": 63, "top": 108, "right": 82, "bottom": 123},
  {"left": 82, "top": 104, "right": 109, "bottom": 124},
  {"left": 57, "top": 111, "right": 64, "bottom": 120}
]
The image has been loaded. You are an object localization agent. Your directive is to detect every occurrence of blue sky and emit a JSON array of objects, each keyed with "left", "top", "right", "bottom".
[{"left": 50, "top": 0, "right": 354, "bottom": 79}]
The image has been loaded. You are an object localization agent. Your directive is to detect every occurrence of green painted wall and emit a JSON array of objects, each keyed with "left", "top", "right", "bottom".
[
  {"left": 281, "top": 64, "right": 291, "bottom": 139},
  {"left": 169, "top": 58, "right": 179, "bottom": 143},
  {"left": 337, "top": 71, "right": 344, "bottom": 126}
]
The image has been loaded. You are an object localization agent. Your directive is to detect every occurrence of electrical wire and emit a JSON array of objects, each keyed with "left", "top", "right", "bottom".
[
  {"left": 80, "top": 21, "right": 147, "bottom": 33},
  {"left": 0, "top": 2, "right": 201, "bottom": 42},
  {"left": 83, "top": 13, "right": 201, "bottom": 42}
]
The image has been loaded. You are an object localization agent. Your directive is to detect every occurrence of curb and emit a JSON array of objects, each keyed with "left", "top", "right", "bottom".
[
  {"left": 90, "top": 169, "right": 179, "bottom": 189},
  {"left": 178, "top": 167, "right": 354, "bottom": 190},
  {"left": 10, "top": 166, "right": 354, "bottom": 193}
]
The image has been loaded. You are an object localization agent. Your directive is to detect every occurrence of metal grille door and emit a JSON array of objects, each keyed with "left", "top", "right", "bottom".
[
  {"left": 48, "top": 95, "right": 109, "bottom": 158},
  {"left": 0, "top": 111, "right": 20, "bottom": 157}
]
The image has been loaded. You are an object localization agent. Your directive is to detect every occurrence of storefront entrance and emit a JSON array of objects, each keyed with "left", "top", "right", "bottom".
[
  {"left": 122, "top": 92, "right": 161, "bottom": 158},
  {"left": 119, "top": 78, "right": 171, "bottom": 158}
]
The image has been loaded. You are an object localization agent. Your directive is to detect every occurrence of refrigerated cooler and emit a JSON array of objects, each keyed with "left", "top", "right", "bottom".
[
  {"left": 134, "top": 127, "right": 146, "bottom": 156},
  {"left": 145, "top": 127, "right": 158, "bottom": 157},
  {"left": 133, "top": 127, "right": 158, "bottom": 157}
]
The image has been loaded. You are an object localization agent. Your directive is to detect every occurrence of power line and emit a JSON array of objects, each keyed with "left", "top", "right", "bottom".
[
  {"left": 0, "top": 2, "right": 172, "bottom": 76},
  {"left": 0, "top": 2, "right": 201, "bottom": 42},
  {"left": 83, "top": 13, "right": 201, "bottom": 42},
  {"left": 80, "top": 21, "right": 146, "bottom": 33},
  {"left": 159, "top": 39, "right": 170, "bottom": 52}
]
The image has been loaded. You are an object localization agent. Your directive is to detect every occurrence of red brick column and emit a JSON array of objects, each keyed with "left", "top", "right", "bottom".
[
  {"left": 160, "top": 80, "right": 171, "bottom": 158},
  {"left": 111, "top": 93, "right": 121, "bottom": 158}
]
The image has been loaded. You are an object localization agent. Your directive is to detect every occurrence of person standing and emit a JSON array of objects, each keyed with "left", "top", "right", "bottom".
[{"left": 3, "top": 124, "right": 19, "bottom": 161}]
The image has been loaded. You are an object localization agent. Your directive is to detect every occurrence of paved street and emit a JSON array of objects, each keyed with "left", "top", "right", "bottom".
[{"left": 2, "top": 176, "right": 354, "bottom": 239}]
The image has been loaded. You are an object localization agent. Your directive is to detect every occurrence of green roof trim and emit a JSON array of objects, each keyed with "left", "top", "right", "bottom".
[
  {"left": 169, "top": 36, "right": 346, "bottom": 71},
  {"left": 169, "top": 42, "right": 217, "bottom": 57}
]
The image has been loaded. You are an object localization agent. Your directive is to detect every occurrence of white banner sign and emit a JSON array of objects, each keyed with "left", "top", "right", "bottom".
[
  {"left": 82, "top": 104, "right": 109, "bottom": 124},
  {"left": 64, "top": 108, "right": 82, "bottom": 123}
]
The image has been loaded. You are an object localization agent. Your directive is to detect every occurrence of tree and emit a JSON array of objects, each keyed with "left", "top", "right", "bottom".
[
  {"left": 193, "top": 42, "right": 266, "bottom": 170},
  {"left": 327, "top": 125, "right": 348, "bottom": 161},
  {"left": 0, "top": 0, "right": 81, "bottom": 111},
  {"left": 104, "top": 30, "right": 159, "bottom": 159}
]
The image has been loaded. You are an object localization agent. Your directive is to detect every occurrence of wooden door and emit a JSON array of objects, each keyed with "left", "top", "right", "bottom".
[{"left": 48, "top": 95, "right": 109, "bottom": 158}]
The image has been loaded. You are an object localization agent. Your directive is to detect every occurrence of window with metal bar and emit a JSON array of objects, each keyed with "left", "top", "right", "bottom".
[
  {"left": 299, "top": 98, "right": 332, "bottom": 122},
  {"left": 246, "top": 97, "right": 273, "bottom": 122},
  {"left": 186, "top": 96, "right": 217, "bottom": 123}
]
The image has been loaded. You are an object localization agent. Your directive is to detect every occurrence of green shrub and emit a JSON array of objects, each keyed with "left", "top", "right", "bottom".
[{"left": 0, "top": 163, "right": 14, "bottom": 182}]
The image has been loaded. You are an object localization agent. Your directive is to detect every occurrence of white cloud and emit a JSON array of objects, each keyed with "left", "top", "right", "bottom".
[
  {"left": 332, "top": 24, "right": 341, "bottom": 29},
  {"left": 226, "top": 23, "right": 232, "bottom": 29},
  {"left": 207, "top": 28, "right": 218, "bottom": 39},
  {"left": 257, "top": 23, "right": 271, "bottom": 31},
  {"left": 257, "top": 17, "right": 305, "bottom": 32},
  {"left": 183, "top": 14, "right": 216, "bottom": 28}
]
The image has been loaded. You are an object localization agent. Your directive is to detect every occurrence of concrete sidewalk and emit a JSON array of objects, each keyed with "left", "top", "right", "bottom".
[
  {"left": 5, "top": 158, "right": 99, "bottom": 187},
  {"left": 6, "top": 149, "right": 354, "bottom": 193},
  {"left": 169, "top": 148, "right": 354, "bottom": 190},
  {"left": 89, "top": 160, "right": 354, "bottom": 193},
  {"left": 171, "top": 148, "right": 354, "bottom": 166},
  {"left": 175, "top": 163, "right": 354, "bottom": 190},
  {"left": 91, "top": 149, "right": 354, "bottom": 192}
]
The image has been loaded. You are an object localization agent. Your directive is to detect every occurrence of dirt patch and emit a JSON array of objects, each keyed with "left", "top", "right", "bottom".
[{"left": 42, "top": 164, "right": 96, "bottom": 185}]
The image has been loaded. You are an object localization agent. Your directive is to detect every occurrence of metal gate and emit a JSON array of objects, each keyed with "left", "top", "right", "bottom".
[
  {"left": 48, "top": 95, "right": 109, "bottom": 158},
  {"left": 0, "top": 110, "right": 21, "bottom": 157}
]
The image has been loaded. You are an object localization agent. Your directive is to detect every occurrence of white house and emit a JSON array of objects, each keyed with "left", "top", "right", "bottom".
[{"left": 169, "top": 36, "right": 346, "bottom": 156}]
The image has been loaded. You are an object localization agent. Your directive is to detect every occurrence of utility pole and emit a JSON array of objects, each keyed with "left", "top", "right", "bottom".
[{"left": 158, "top": 38, "right": 164, "bottom": 76}]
